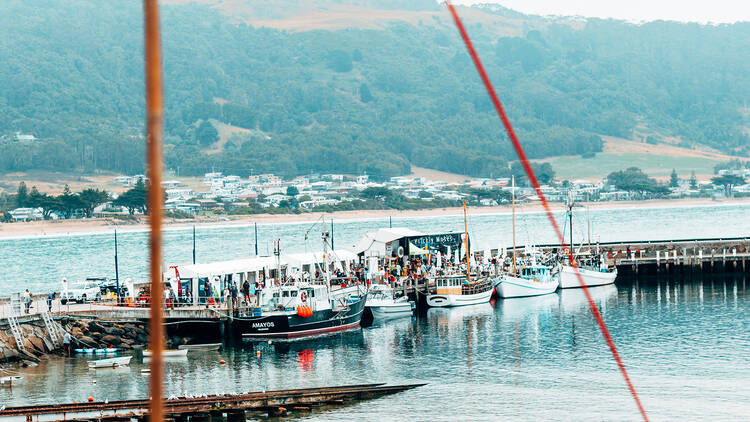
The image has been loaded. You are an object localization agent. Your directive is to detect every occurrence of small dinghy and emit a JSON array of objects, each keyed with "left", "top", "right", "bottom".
[
  {"left": 88, "top": 356, "right": 132, "bottom": 369},
  {"left": 75, "top": 348, "right": 120, "bottom": 354},
  {"left": 177, "top": 343, "right": 221, "bottom": 351},
  {"left": 143, "top": 349, "right": 188, "bottom": 357},
  {"left": 0, "top": 375, "right": 23, "bottom": 385}
]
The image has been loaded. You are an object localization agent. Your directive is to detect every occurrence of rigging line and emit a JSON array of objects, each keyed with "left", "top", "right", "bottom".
[{"left": 444, "top": 3, "right": 648, "bottom": 421}]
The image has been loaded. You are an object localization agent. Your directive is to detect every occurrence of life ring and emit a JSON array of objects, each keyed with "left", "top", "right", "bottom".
[{"left": 300, "top": 292, "right": 308, "bottom": 302}]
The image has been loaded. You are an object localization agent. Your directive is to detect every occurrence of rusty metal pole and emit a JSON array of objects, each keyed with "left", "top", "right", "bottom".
[{"left": 143, "top": 0, "right": 165, "bottom": 421}]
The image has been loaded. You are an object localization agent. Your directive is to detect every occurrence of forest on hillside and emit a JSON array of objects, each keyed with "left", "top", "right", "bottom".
[{"left": 0, "top": 0, "right": 748, "bottom": 179}]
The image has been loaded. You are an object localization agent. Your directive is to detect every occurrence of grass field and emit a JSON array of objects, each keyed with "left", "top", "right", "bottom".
[
  {"left": 538, "top": 137, "right": 748, "bottom": 181},
  {"left": 542, "top": 153, "right": 722, "bottom": 181}
]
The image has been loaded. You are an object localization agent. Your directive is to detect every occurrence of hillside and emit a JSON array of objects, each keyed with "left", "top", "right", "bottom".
[{"left": 0, "top": 0, "right": 748, "bottom": 180}]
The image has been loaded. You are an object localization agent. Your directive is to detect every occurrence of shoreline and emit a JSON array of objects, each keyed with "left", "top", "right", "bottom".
[{"left": 1, "top": 197, "right": 749, "bottom": 239}]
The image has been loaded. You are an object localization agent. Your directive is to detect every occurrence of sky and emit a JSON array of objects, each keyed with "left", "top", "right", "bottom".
[{"left": 452, "top": 0, "right": 750, "bottom": 24}]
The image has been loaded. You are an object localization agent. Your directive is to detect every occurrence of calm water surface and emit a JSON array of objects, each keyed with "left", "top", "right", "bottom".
[
  {"left": 0, "top": 203, "right": 749, "bottom": 295},
  {"left": 2, "top": 278, "right": 748, "bottom": 421}
]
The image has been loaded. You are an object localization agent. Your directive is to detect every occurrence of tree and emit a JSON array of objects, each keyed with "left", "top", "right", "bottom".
[
  {"left": 418, "top": 190, "right": 432, "bottom": 199},
  {"left": 113, "top": 179, "right": 147, "bottom": 214},
  {"left": 286, "top": 186, "right": 299, "bottom": 197},
  {"left": 196, "top": 120, "right": 219, "bottom": 146},
  {"left": 27, "top": 186, "right": 61, "bottom": 219},
  {"left": 689, "top": 171, "right": 697, "bottom": 189},
  {"left": 326, "top": 50, "right": 352, "bottom": 72},
  {"left": 79, "top": 188, "right": 110, "bottom": 217},
  {"left": 16, "top": 182, "right": 28, "bottom": 207},
  {"left": 669, "top": 169, "right": 679, "bottom": 187},
  {"left": 606, "top": 167, "right": 669, "bottom": 194},
  {"left": 58, "top": 184, "right": 85, "bottom": 218},
  {"left": 359, "top": 186, "right": 392, "bottom": 199},
  {"left": 711, "top": 175, "right": 746, "bottom": 197},
  {"left": 359, "top": 83, "right": 373, "bottom": 103}
]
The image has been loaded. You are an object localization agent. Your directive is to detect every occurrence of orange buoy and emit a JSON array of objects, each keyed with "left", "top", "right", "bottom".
[
  {"left": 88, "top": 397, "right": 94, "bottom": 402},
  {"left": 256, "top": 350, "right": 261, "bottom": 358},
  {"left": 219, "top": 360, "right": 226, "bottom": 365}
]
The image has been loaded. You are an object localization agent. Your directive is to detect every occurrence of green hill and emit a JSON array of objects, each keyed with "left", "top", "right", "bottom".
[{"left": 0, "top": 0, "right": 748, "bottom": 179}]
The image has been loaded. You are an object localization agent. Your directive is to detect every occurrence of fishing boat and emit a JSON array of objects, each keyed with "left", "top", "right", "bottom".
[
  {"left": 365, "top": 284, "right": 414, "bottom": 319},
  {"left": 557, "top": 261, "right": 617, "bottom": 289},
  {"left": 424, "top": 275, "right": 493, "bottom": 307},
  {"left": 495, "top": 265, "right": 558, "bottom": 298},
  {"left": 87, "top": 356, "right": 132, "bottom": 368},
  {"left": 234, "top": 282, "right": 367, "bottom": 339},
  {"left": 423, "top": 202, "right": 493, "bottom": 308},
  {"left": 143, "top": 349, "right": 188, "bottom": 357},
  {"left": 557, "top": 199, "right": 617, "bottom": 289},
  {"left": 494, "top": 176, "right": 558, "bottom": 298},
  {"left": 234, "top": 229, "right": 368, "bottom": 339},
  {"left": 74, "top": 348, "right": 119, "bottom": 354},
  {"left": 177, "top": 343, "right": 222, "bottom": 351}
]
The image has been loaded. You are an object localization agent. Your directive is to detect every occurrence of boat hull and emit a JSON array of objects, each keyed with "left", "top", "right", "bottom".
[
  {"left": 235, "top": 295, "right": 367, "bottom": 339},
  {"left": 558, "top": 266, "right": 617, "bottom": 289},
  {"left": 368, "top": 302, "right": 414, "bottom": 319},
  {"left": 425, "top": 288, "right": 493, "bottom": 307},
  {"left": 178, "top": 343, "right": 221, "bottom": 351},
  {"left": 88, "top": 356, "right": 132, "bottom": 368},
  {"left": 496, "top": 276, "right": 558, "bottom": 298},
  {"left": 143, "top": 349, "right": 188, "bottom": 357}
]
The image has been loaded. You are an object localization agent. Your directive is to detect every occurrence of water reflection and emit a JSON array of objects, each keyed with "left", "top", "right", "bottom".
[{"left": 1, "top": 278, "right": 748, "bottom": 421}]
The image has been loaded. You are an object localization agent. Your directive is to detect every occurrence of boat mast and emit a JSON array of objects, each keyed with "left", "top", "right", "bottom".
[
  {"left": 463, "top": 201, "right": 471, "bottom": 283},
  {"left": 568, "top": 197, "right": 574, "bottom": 258},
  {"left": 512, "top": 176, "right": 516, "bottom": 277}
]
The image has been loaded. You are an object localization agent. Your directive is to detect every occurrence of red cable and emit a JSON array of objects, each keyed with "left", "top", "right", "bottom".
[{"left": 445, "top": 3, "right": 649, "bottom": 420}]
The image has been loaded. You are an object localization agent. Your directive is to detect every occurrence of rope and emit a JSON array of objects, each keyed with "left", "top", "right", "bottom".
[{"left": 445, "top": 3, "right": 648, "bottom": 420}]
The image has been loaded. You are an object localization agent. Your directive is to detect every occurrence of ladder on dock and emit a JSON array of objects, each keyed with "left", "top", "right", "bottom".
[
  {"left": 7, "top": 314, "right": 26, "bottom": 351},
  {"left": 41, "top": 311, "right": 61, "bottom": 347}
]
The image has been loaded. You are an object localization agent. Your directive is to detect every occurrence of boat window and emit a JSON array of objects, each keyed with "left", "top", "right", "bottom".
[
  {"left": 291, "top": 290, "right": 298, "bottom": 297},
  {"left": 273, "top": 292, "right": 280, "bottom": 298}
]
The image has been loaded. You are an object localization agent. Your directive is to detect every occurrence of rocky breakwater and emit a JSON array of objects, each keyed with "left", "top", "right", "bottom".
[
  {"left": 62, "top": 318, "right": 149, "bottom": 351},
  {"left": 0, "top": 317, "right": 150, "bottom": 363}
]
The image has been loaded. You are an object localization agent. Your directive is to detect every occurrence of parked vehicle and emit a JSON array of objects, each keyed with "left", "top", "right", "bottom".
[{"left": 61, "top": 280, "right": 101, "bottom": 304}]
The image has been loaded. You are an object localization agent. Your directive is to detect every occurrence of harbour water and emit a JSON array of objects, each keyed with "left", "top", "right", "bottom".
[
  {"left": 0, "top": 203, "right": 749, "bottom": 295},
  {"left": 1, "top": 278, "right": 748, "bottom": 420}
]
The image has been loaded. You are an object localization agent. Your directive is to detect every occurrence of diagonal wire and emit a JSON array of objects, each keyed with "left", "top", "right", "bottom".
[{"left": 445, "top": 2, "right": 649, "bottom": 420}]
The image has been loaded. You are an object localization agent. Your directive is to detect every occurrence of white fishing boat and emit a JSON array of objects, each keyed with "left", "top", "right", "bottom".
[
  {"left": 143, "top": 349, "right": 188, "bottom": 357},
  {"left": 177, "top": 343, "right": 222, "bottom": 351},
  {"left": 365, "top": 284, "right": 414, "bottom": 319},
  {"left": 557, "top": 262, "right": 617, "bottom": 289},
  {"left": 425, "top": 275, "right": 494, "bottom": 307},
  {"left": 495, "top": 265, "right": 558, "bottom": 298},
  {"left": 87, "top": 356, "right": 132, "bottom": 368}
]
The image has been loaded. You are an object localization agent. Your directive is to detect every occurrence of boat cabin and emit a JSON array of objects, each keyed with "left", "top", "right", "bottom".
[
  {"left": 258, "top": 283, "right": 331, "bottom": 313},
  {"left": 435, "top": 275, "right": 467, "bottom": 295},
  {"left": 517, "top": 266, "right": 552, "bottom": 282}
]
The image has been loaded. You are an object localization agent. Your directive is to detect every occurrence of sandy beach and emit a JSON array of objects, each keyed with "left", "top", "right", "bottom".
[{"left": 1, "top": 197, "right": 748, "bottom": 239}]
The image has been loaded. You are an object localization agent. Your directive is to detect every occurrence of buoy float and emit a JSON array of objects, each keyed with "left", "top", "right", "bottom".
[
  {"left": 219, "top": 360, "right": 226, "bottom": 365},
  {"left": 256, "top": 350, "right": 261, "bottom": 358},
  {"left": 88, "top": 397, "right": 94, "bottom": 402}
]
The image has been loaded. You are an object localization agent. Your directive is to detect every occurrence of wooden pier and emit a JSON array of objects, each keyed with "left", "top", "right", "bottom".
[{"left": 0, "top": 383, "right": 425, "bottom": 421}]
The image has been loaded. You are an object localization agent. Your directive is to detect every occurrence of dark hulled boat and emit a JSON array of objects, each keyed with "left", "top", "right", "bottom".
[{"left": 234, "top": 283, "right": 367, "bottom": 339}]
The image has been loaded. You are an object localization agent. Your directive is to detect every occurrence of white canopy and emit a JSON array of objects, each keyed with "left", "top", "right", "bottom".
[{"left": 352, "top": 227, "right": 424, "bottom": 256}]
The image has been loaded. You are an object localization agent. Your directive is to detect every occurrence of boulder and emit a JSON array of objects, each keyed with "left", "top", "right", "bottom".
[
  {"left": 135, "top": 334, "right": 148, "bottom": 344},
  {"left": 78, "top": 335, "right": 96, "bottom": 346},
  {"left": 100, "top": 335, "right": 121, "bottom": 346},
  {"left": 28, "top": 336, "right": 46, "bottom": 353},
  {"left": 70, "top": 327, "right": 83, "bottom": 338},
  {"left": 89, "top": 321, "right": 106, "bottom": 333}
]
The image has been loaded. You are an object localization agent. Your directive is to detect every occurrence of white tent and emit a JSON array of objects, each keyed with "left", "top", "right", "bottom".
[{"left": 352, "top": 227, "right": 424, "bottom": 257}]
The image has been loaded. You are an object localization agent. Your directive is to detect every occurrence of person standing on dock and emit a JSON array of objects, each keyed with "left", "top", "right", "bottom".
[
  {"left": 242, "top": 279, "right": 250, "bottom": 306},
  {"left": 22, "top": 289, "right": 31, "bottom": 314},
  {"left": 47, "top": 292, "right": 54, "bottom": 312},
  {"left": 230, "top": 281, "right": 238, "bottom": 309}
]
